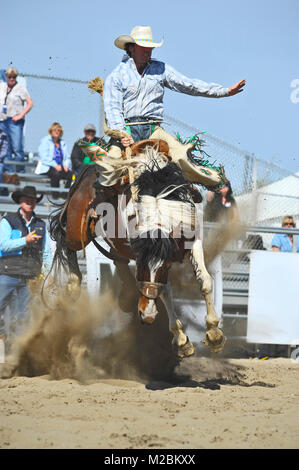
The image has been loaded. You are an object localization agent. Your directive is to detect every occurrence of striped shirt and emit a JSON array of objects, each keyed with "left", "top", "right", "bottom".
[{"left": 103, "top": 54, "right": 229, "bottom": 131}]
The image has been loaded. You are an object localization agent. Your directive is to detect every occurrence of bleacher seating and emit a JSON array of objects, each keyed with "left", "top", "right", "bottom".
[{"left": 0, "top": 154, "right": 70, "bottom": 217}]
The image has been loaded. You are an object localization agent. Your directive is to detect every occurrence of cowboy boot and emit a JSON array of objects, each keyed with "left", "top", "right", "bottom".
[{"left": 150, "top": 127, "right": 223, "bottom": 188}]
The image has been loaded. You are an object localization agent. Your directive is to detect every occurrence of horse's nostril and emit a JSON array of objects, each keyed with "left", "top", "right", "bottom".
[{"left": 138, "top": 310, "right": 154, "bottom": 325}]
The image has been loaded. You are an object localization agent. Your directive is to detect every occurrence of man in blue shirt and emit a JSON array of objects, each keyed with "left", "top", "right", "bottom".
[
  {"left": 0, "top": 186, "right": 52, "bottom": 340},
  {"left": 101, "top": 25, "right": 246, "bottom": 187}
]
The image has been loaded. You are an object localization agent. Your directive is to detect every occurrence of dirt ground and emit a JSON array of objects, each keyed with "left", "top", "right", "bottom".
[
  {"left": 0, "top": 290, "right": 298, "bottom": 450},
  {"left": 0, "top": 356, "right": 298, "bottom": 449}
]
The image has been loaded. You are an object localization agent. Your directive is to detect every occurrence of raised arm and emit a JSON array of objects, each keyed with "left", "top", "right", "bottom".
[{"left": 164, "top": 63, "right": 246, "bottom": 98}]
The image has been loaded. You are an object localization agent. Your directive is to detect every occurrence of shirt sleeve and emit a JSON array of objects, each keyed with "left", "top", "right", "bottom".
[
  {"left": 103, "top": 73, "right": 127, "bottom": 131},
  {"left": 164, "top": 63, "right": 229, "bottom": 98},
  {"left": 38, "top": 137, "right": 56, "bottom": 168},
  {"left": 18, "top": 84, "right": 30, "bottom": 101},
  {"left": 271, "top": 234, "right": 282, "bottom": 249},
  {"left": 0, "top": 218, "right": 27, "bottom": 252},
  {"left": 41, "top": 228, "right": 53, "bottom": 273}
]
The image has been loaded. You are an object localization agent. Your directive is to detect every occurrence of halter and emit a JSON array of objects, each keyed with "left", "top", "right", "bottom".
[{"left": 136, "top": 280, "right": 165, "bottom": 299}]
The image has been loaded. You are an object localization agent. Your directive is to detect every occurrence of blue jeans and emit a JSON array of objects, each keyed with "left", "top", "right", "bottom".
[
  {"left": 0, "top": 118, "right": 25, "bottom": 173},
  {"left": 125, "top": 117, "right": 155, "bottom": 142},
  {"left": 0, "top": 162, "right": 7, "bottom": 196},
  {"left": 0, "top": 274, "right": 30, "bottom": 336}
]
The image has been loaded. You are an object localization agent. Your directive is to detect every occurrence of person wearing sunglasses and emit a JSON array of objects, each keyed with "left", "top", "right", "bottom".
[
  {"left": 271, "top": 216, "right": 299, "bottom": 252},
  {"left": 0, "top": 67, "right": 33, "bottom": 173}
]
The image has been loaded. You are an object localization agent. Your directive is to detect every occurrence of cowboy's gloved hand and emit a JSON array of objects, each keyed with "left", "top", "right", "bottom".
[
  {"left": 121, "top": 132, "right": 134, "bottom": 148},
  {"left": 228, "top": 79, "right": 246, "bottom": 96}
]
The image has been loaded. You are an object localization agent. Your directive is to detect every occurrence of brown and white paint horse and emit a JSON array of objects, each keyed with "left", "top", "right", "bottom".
[{"left": 49, "top": 140, "right": 225, "bottom": 358}]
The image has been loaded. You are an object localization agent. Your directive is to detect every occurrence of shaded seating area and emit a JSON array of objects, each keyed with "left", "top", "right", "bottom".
[{"left": 0, "top": 154, "right": 69, "bottom": 217}]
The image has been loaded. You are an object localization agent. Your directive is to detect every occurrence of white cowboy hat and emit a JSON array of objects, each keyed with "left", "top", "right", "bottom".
[{"left": 114, "top": 25, "right": 164, "bottom": 50}]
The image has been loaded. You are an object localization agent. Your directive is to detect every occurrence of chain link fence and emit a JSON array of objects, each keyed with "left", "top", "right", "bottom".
[
  {"left": 18, "top": 73, "right": 103, "bottom": 159},
  {"left": 164, "top": 113, "right": 299, "bottom": 250}
]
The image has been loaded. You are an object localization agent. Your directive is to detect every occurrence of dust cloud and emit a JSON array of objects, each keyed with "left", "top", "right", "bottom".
[
  {"left": 0, "top": 284, "right": 179, "bottom": 383},
  {"left": 203, "top": 220, "right": 245, "bottom": 266}
]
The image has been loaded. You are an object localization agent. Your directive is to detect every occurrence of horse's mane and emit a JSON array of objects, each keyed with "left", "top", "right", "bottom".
[{"left": 130, "top": 146, "right": 196, "bottom": 266}]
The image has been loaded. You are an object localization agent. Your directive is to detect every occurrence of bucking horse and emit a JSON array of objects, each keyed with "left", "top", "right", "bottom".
[{"left": 48, "top": 138, "right": 225, "bottom": 358}]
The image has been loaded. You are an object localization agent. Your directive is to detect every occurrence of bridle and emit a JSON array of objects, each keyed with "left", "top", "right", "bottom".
[{"left": 136, "top": 281, "right": 165, "bottom": 299}]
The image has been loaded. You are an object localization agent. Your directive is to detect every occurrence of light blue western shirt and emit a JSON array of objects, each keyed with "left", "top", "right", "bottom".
[
  {"left": 0, "top": 216, "right": 53, "bottom": 273},
  {"left": 103, "top": 54, "right": 229, "bottom": 131},
  {"left": 271, "top": 233, "right": 299, "bottom": 253}
]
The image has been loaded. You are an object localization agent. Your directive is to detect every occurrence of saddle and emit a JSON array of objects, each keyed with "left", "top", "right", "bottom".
[{"left": 127, "top": 139, "right": 170, "bottom": 158}]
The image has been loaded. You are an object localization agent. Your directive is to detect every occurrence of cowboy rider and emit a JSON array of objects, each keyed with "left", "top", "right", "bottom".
[{"left": 101, "top": 25, "right": 246, "bottom": 187}]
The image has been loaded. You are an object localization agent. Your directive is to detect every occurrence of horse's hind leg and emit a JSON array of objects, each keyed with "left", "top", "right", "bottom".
[
  {"left": 160, "top": 282, "right": 195, "bottom": 358},
  {"left": 66, "top": 248, "right": 82, "bottom": 295},
  {"left": 190, "top": 239, "right": 225, "bottom": 353}
]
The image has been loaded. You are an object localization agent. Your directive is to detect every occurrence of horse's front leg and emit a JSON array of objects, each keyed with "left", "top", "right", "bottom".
[
  {"left": 160, "top": 282, "right": 195, "bottom": 358},
  {"left": 66, "top": 248, "right": 82, "bottom": 295},
  {"left": 190, "top": 239, "right": 225, "bottom": 353}
]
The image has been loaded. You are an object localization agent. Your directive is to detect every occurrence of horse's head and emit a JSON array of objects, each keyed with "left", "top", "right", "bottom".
[{"left": 131, "top": 230, "right": 176, "bottom": 323}]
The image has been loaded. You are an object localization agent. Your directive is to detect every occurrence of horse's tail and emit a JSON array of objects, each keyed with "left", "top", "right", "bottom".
[
  {"left": 48, "top": 201, "right": 70, "bottom": 276},
  {"left": 39, "top": 200, "right": 70, "bottom": 309}
]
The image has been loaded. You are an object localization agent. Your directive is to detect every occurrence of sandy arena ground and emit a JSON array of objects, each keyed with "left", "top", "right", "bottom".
[
  {"left": 0, "top": 289, "right": 298, "bottom": 450},
  {"left": 1, "top": 357, "right": 298, "bottom": 449}
]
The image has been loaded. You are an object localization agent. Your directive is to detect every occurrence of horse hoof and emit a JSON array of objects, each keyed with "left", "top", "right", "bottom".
[
  {"left": 203, "top": 327, "right": 226, "bottom": 353},
  {"left": 175, "top": 337, "right": 195, "bottom": 358},
  {"left": 66, "top": 280, "right": 81, "bottom": 296}
]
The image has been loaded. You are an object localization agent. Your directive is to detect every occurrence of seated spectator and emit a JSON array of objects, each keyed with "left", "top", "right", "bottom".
[
  {"left": 36, "top": 122, "right": 73, "bottom": 198},
  {"left": 271, "top": 216, "right": 299, "bottom": 253},
  {"left": 239, "top": 234, "right": 266, "bottom": 263},
  {"left": 70, "top": 123, "right": 103, "bottom": 176},
  {"left": 0, "top": 128, "right": 8, "bottom": 196},
  {"left": 0, "top": 67, "right": 34, "bottom": 173},
  {"left": 204, "top": 181, "right": 239, "bottom": 224}
]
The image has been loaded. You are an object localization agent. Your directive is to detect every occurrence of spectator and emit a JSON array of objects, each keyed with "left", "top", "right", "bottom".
[
  {"left": 0, "top": 186, "right": 52, "bottom": 340},
  {"left": 0, "top": 128, "right": 8, "bottom": 196},
  {"left": 204, "top": 181, "right": 239, "bottom": 224},
  {"left": 36, "top": 122, "right": 73, "bottom": 199},
  {"left": 70, "top": 123, "right": 102, "bottom": 176},
  {"left": 0, "top": 67, "right": 33, "bottom": 173},
  {"left": 238, "top": 234, "right": 266, "bottom": 263},
  {"left": 271, "top": 216, "right": 299, "bottom": 253}
]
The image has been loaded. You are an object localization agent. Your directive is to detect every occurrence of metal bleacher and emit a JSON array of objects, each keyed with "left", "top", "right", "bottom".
[{"left": 0, "top": 155, "right": 69, "bottom": 218}]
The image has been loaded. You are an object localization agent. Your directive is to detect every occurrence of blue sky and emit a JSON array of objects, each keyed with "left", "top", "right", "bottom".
[{"left": 2, "top": 0, "right": 299, "bottom": 172}]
